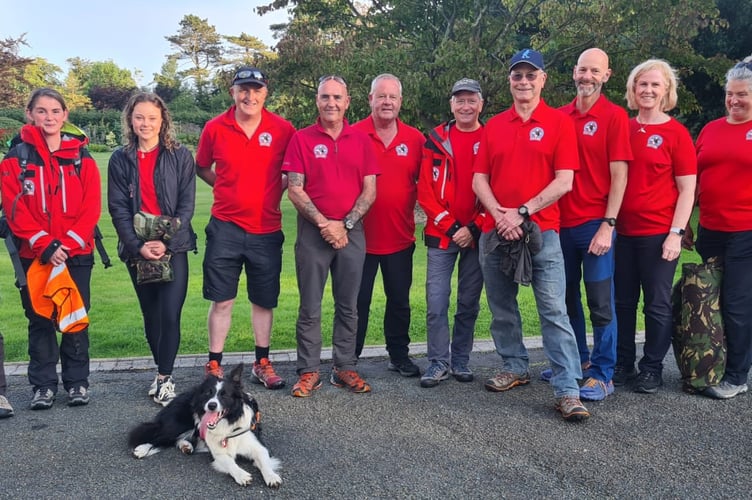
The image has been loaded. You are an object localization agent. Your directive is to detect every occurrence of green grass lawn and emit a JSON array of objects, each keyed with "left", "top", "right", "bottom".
[{"left": 0, "top": 152, "right": 699, "bottom": 362}]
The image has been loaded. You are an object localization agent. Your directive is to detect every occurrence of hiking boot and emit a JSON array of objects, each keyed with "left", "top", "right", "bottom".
[
  {"left": 612, "top": 364, "right": 638, "bottom": 386},
  {"left": 555, "top": 395, "right": 591, "bottom": 422},
  {"left": 205, "top": 360, "right": 224, "bottom": 379},
  {"left": 291, "top": 372, "right": 322, "bottom": 398},
  {"left": 703, "top": 381, "right": 749, "bottom": 400},
  {"left": 67, "top": 386, "right": 90, "bottom": 407},
  {"left": 153, "top": 377, "right": 176, "bottom": 406},
  {"left": 330, "top": 368, "right": 371, "bottom": 393},
  {"left": 634, "top": 371, "right": 663, "bottom": 394},
  {"left": 387, "top": 358, "right": 420, "bottom": 377},
  {"left": 0, "top": 395, "right": 14, "bottom": 418},
  {"left": 579, "top": 377, "right": 614, "bottom": 401},
  {"left": 451, "top": 362, "right": 474, "bottom": 383},
  {"left": 420, "top": 361, "right": 449, "bottom": 388},
  {"left": 484, "top": 371, "right": 531, "bottom": 392},
  {"left": 252, "top": 358, "right": 286, "bottom": 389},
  {"left": 148, "top": 374, "right": 159, "bottom": 397},
  {"left": 30, "top": 388, "right": 55, "bottom": 410}
]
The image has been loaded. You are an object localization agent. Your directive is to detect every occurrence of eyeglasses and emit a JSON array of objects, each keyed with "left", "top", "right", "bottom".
[
  {"left": 733, "top": 61, "right": 752, "bottom": 72},
  {"left": 233, "top": 69, "right": 268, "bottom": 84},
  {"left": 319, "top": 75, "right": 348, "bottom": 86},
  {"left": 510, "top": 71, "right": 539, "bottom": 82}
]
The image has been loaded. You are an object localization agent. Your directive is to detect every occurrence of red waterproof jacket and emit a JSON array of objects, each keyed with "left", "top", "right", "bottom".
[
  {"left": 418, "top": 121, "right": 485, "bottom": 249},
  {"left": 0, "top": 124, "right": 101, "bottom": 260}
]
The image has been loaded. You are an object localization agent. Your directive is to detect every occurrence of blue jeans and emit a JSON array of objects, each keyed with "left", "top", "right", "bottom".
[
  {"left": 425, "top": 244, "right": 483, "bottom": 367},
  {"left": 560, "top": 220, "right": 617, "bottom": 382},
  {"left": 479, "top": 229, "right": 582, "bottom": 398}
]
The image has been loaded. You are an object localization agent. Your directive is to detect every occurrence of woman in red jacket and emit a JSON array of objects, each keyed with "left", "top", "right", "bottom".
[
  {"left": 689, "top": 57, "right": 752, "bottom": 399},
  {"left": 0, "top": 88, "right": 101, "bottom": 410}
]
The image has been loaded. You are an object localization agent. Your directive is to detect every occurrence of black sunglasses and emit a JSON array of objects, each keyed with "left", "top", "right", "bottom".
[
  {"left": 234, "top": 69, "right": 268, "bottom": 84},
  {"left": 733, "top": 61, "right": 752, "bottom": 72},
  {"left": 318, "top": 75, "right": 347, "bottom": 86}
]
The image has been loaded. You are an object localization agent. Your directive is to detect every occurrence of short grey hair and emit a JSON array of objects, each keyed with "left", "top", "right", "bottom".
[
  {"left": 370, "top": 73, "right": 402, "bottom": 96},
  {"left": 726, "top": 55, "right": 752, "bottom": 92}
]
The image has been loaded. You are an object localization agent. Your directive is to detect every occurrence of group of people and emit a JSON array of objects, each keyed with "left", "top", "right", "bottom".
[{"left": 1, "top": 46, "right": 751, "bottom": 423}]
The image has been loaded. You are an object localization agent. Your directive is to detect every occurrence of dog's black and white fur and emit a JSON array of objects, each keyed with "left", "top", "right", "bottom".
[{"left": 128, "top": 364, "right": 282, "bottom": 488}]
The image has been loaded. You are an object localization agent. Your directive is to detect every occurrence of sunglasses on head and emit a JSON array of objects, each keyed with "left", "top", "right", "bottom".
[
  {"left": 733, "top": 61, "right": 752, "bottom": 72},
  {"left": 234, "top": 69, "right": 268, "bottom": 84},
  {"left": 318, "top": 75, "right": 348, "bottom": 86}
]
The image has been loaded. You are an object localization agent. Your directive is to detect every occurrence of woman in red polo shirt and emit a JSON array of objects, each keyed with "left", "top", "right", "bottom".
[
  {"left": 613, "top": 59, "right": 696, "bottom": 394},
  {"left": 690, "top": 57, "right": 752, "bottom": 399}
]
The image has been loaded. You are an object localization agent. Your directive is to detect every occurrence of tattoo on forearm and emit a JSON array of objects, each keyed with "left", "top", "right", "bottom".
[{"left": 288, "top": 172, "right": 304, "bottom": 187}]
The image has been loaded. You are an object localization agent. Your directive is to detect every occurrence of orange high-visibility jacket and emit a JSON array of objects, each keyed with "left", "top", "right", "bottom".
[{"left": 26, "top": 258, "right": 89, "bottom": 333}]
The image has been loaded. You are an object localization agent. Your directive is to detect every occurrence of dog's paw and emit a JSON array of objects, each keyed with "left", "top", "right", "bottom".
[
  {"left": 133, "top": 444, "right": 157, "bottom": 458},
  {"left": 231, "top": 469, "right": 253, "bottom": 486},
  {"left": 177, "top": 439, "right": 194, "bottom": 455},
  {"left": 264, "top": 472, "right": 282, "bottom": 489}
]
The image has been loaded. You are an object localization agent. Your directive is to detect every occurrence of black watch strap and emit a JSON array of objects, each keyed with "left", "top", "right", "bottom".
[{"left": 602, "top": 217, "right": 617, "bottom": 227}]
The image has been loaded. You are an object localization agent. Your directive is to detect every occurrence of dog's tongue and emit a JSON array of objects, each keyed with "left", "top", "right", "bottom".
[{"left": 199, "top": 411, "right": 222, "bottom": 440}]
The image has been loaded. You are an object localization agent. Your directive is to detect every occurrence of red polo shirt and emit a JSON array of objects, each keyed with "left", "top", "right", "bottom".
[
  {"left": 558, "top": 95, "right": 633, "bottom": 228},
  {"left": 282, "top": 118, "right": 380, "bottom": 220},
  {"left": 353, "top": 117, "right": 424, "bottom": 254},
  {"left": 196, "top": 106, "right": 296, "bottom": 234},
  {"left": 474, "top": 99, "right": 579, "bottom": 233},
  {"left": 696, "top": 117, "right": 752, "bottom": 232},
  {"left": 618, "top": 118, "right": 696, "bottom": 236}
]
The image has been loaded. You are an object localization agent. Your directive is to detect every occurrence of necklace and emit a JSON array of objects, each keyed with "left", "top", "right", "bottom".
[
  {"left": 635, "top": 116, "right": 647, "bottom": 134},
  {"left": 138, "top": 143, "right": 159, "bottom": 159}
]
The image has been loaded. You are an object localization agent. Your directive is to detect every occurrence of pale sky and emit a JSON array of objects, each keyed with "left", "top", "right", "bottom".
[{"left": 0, "top": 0, "right": 289, "bottom": 86}]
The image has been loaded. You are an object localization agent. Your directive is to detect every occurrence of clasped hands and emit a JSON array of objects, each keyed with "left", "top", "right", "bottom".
[{"left": 319, "top": 220, "right": 349, "bottom": 249}]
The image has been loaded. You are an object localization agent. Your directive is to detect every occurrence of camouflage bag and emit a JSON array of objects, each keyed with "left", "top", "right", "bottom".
[
  {"left": 134, "top": 253, "right": 173, "bottom": 285},
  {"left": 133, "top": 211, "right": 181, "bottom": 241},
  {"left": 671, "top": 256, "right": 725, "bottom": 394}
]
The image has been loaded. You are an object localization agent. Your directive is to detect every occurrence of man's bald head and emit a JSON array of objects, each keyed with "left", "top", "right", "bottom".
[{"left": 573, "top": 47, "right": 612, "bottom": 99}]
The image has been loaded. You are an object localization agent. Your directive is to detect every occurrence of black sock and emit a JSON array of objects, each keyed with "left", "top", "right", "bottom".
[
  {"left": 209, "top": 352, "right": 223, "bottom": 364},
  {"left": 255, "top": 346, "right": 270, "bottom": 362}
]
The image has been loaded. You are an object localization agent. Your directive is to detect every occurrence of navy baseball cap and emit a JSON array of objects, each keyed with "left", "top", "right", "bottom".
[
  {"left": 509, "top": 49, "right": 545, "bottom": 71},
  {"left": 231, "top": 67, "right": 268, "bottom": 87}
]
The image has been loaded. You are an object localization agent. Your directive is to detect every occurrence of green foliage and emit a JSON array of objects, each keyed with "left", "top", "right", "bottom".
[
  {"left": 0, "top": 116, "right": 23, "bottom": 152},
  {"left": 165, "top": 14, "right": 224, "bottom": 96}
]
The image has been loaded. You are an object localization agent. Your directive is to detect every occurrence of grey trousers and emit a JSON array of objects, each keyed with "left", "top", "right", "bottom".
[{"left": 294, "top": 215, "right": 366, "bottom": 374}]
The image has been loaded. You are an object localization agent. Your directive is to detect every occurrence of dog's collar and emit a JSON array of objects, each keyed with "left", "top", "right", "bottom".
[{"left": 219, "top": 410, "right": 261, "bottom": 448}]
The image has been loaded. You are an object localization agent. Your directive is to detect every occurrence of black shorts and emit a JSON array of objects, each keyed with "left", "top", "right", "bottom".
[{"left": 202, "top": 217, "right": 284, "bottom": 308}]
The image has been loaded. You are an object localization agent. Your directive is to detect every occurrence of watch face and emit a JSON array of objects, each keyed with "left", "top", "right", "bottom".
[
  {"left": 518, "top": 206, "right": 529, "bottom": 217},
  {"left": 345, "top": 218, "right": 355, "bottom": 230}
]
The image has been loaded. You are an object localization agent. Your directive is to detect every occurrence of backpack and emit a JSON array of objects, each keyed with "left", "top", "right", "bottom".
[{"left": 671, "top": 257, "right": 726, "bottom": 393}]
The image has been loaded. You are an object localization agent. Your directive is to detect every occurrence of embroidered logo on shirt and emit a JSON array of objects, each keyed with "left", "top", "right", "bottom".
[
  {"left": 23, "top": 179, "right": 35, "bottom": 195},
  {"left": 259, "top": 132, "right": 272, "bottom": 147},
  {"left": 432, "top": 167, "right": 440, "bottom": 181},
  {"left": 529, "top": 127, "right": 544, "bottom": 141},
  {"left": 583, "top": 121, "right": 598, "bottom": 136},
  {"left": 314, "top": 144, "right": 328, "bottom": 158},
  {"left": 746, "top": 129, "right": 752, "bottom": 141},
  {"left": 647, "top": 134, "right": 663, "bottom": 149},
  {"left": 473, "top": 141, "right": 480, "bottom": 155},
  {"left": 396, "top": 143, "right": 408, "bottom": 156}
]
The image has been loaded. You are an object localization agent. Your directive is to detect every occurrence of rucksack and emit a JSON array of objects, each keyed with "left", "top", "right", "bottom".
[{"left": 671, "top": 256, "right": 726, "bottom": 393}]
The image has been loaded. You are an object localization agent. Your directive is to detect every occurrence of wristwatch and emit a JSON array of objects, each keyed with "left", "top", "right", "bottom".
[
  {"left": 518, "top": 205, "right": 530, "bottom": 219},
  {"left": 670, "top": 227, "right": 686, "bottom": 236},
  {"left": 602, "top": 217, "right": 617, "bottom": 227},
  {"left": 343, "top": 217, "right": 355, "bottom": 232}
]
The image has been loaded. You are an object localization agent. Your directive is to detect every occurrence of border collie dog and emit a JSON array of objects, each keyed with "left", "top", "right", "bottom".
[{"left": 128, "top": 364, "right": 282, "bottom": 488}]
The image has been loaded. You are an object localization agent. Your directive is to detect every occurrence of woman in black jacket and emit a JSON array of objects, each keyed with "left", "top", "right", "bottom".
[{"left": 108, "top": 92, "right": 196, "bottom": 406}]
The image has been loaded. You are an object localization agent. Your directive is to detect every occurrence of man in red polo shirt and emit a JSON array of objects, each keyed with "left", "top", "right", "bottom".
[
  {"left": 283, "top": 75, "right": 380, "bottom": 398},
  {"left": 352, "top": 74, "right": 424, "bottom": 377},
  {"left": 196, "top": 67, "right": 295, "bottom": 389},
  {"left": 473, "top": 49, "right": 590, "bottom": 421},
  {"left": 547, "top": 48, "right": 632, "bottom": 401}
]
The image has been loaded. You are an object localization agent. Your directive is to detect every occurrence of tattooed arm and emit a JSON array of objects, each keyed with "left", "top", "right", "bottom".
[{"left": 287, "top": 172, "right": 327, "bottom": 226}]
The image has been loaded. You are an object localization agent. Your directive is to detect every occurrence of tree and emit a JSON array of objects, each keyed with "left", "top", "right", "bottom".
[
  {"left": 64, "top": 58, "right": 137, "bottom": 110},
  {"left": 165, "top": 14, "right": 224, "bottom": 98},
  {"left": 224, "top": 32, "right": 276, "bottom": 67},
  {"left": 154, "top": 55, "right": 184, "bottom": 103},
  {"left": 0, "top": 35, "right": 32, "bottom": 108}
]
